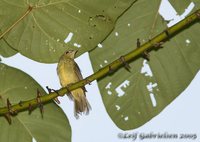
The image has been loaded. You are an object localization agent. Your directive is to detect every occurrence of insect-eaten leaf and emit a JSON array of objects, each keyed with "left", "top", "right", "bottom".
[
  {"left": 89, "top": 0, "right": 200, "bottom": 130},
  {"left": 0, "top": 0, "right": 136, "bottom": 63}
]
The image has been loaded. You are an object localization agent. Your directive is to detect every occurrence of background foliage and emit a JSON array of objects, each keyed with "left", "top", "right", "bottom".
[{"left": 0, "top": 0, "right": 200, "bottom": 141}]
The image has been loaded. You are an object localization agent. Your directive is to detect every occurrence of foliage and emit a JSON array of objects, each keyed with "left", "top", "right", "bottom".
[
  {"left": 0, "top": 64, "right": 71, "bottom": 142},
  {"left": 89, "top": 0, "right": 200, "bottom": 130},
  {"left": 0, "top": 0, "right": 200, "bottom": 141}
]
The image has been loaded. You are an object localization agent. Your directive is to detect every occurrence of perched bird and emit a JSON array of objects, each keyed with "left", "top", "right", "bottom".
[{"left": 57, "top": 50, "right": 91, "bottom": 118}]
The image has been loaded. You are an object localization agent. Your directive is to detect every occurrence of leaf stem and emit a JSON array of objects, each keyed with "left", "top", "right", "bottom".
[
  {"left": 0, "top": 9, "right": 200, "bottom": 116},
  {"left": 0, "top": 6, "right": 33, "bottom": 39}
]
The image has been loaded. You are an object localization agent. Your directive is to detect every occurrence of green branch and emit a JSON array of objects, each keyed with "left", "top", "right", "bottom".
[{"left": 0, "top": 9, "right": 200, "bottom": 117}]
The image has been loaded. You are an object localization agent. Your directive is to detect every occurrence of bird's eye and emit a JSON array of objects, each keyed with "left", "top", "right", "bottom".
[{"left": 65, "top": 51, "right": 69, "bottom": 54}]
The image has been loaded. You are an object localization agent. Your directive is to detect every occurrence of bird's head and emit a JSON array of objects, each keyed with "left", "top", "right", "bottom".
[{"left": 62, "top": 50, "right": 78, "bottom": 59}]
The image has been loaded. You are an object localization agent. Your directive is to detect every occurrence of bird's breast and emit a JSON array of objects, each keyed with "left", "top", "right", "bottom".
[{"left": 57, "top": 59, "right": 79, "bottom": 87}]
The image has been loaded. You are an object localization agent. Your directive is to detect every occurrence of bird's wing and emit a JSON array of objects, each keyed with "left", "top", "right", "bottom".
[
  {"left": 74, "top": 62, "right": 83, "bottom": 80},
  {"left": 74, "top": 62, "right": 87, "bottom": 93}
]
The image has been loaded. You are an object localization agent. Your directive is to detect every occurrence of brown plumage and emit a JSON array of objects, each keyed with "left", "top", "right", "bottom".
[{"left": 57, "top": 50, "right": 91, "bottom": 118}]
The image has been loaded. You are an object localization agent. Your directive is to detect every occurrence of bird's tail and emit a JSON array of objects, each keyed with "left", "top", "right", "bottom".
[{"left": 74, "top": 94, "right": 91, "bottom": 118}]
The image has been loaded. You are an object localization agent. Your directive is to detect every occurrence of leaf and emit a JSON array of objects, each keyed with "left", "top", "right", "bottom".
[
  {"left": 0, "top": 63, "right": 71, "bottom": 142},
  {"left": 168, "top": 0, "right": 193, "bottom": 14},
  {"left": 0, "top": 0, "right": 137, "bottom": 63},
  {"left": 89, "top": 0, "right": 200, "bottom": 130},
  {"left": 0, "top": 38, "right": 17, "bottom": 57}
]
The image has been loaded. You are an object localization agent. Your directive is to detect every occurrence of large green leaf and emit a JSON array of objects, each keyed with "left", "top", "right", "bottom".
[
  {"left": 0, "top": 0, "right": 136, "bottom": 63},
  {"left": 0, "top": 63, "right": 71, "bottom": 142},
  {"left": 0, "top": 38, "right": 17, "bottom": 57},
  {"left": 89, "top": 0, "right": 200, "bottom": 130}
]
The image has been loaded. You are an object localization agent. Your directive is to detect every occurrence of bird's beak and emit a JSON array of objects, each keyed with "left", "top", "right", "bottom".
[
  {"left": 74, "top": 50, "right": 78, "bottom": 55},
  {"left": 72, "top": 50, "right": 78, "bottom": 58}
]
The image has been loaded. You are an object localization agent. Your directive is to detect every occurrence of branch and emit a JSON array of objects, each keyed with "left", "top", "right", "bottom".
[{"left": 0, "top": 9, "right": 200, "bottom": 118}]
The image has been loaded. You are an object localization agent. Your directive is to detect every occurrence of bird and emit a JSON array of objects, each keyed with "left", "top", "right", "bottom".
[{"left": 57, "top": 50, "right": 91, "bottom": 118}]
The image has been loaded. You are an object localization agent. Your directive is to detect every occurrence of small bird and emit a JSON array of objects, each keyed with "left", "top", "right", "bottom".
[{"left": 57, "top": 50, "right": 91, "bottom": 118}]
